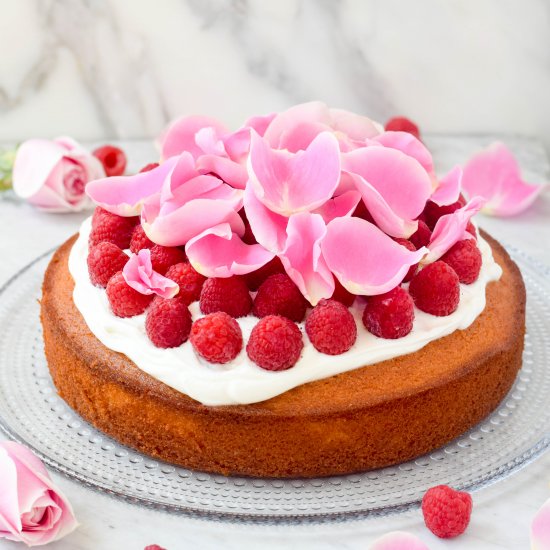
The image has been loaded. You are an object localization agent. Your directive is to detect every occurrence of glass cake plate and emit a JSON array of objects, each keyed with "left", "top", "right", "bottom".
[{"left": 0, "top": 247, "right": 548, "bottom": 524}]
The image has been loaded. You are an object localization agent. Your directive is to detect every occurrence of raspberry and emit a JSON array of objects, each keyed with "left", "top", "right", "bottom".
[
  {"left": 93, "top": 145, "right": 127, "bottom": 177},
  {"left": 466, "top": 221, "right": 477, "bottom": 239},
  {"left": 305, "top": 300, "right": 357, "bottom": 355},
  {"left": 363, "top": 287, "right": 414, "bottom": 339},
  {"left": 253, "top": 274, "right": 307, "bottom": 322},
  {"left": 409, "top": 219, "right": 432, "bottom": 249},
  {"left": 130, "top": 224, "right": 155, "bottom": 253},
  {"left": 384, "top": 116, "right": 421, "bottom": 140},
  {"left": 422, "top": 485, "right": 472, "bottom": 538},
  {"left": 150, "top": 245, "right": 187, "bottom": 275},
  {"left": 244, "top": 257, "right": 284, "bottom": 290},
  {"left": 139, "top": 162, "right": 159, "bottom": 173},
  {"left": 144, "top": 545, "right": 166, "bottom": 550},
  {"left": 89, "top": 207, "right": 138, "bottom": 249},
  {"left": 106, "top": 271, "right": 153, "bottom": 317},
  {"left": 165, "top": 262, "right": 206, "bottom": 304},
  {"left": 246, "top": 315, "right": 303, "bottom": 371},
  {"left": 330, "top": 277, "right": 356, "bottom": 307},
  {"left": 87, "top": 242, "right": 128, "bottom": 287},
  {"left": 352, "top": 201, "right": 375, "bottom": 223},
  {"left": 200, "top": 276, "right": 252, "bottom": 318},
  {"left": 145, "top": 296, "right": 192, "bottom": 348},
  {"left": 394, "top": 238, "right": 418, "bottom": 282},
  {"left": 409, "top": 261, "right": 460, "bottom": 316},
  {"left": 441, "top": 239, "right": 482, "bottom": 284},
  {"left": 423, "top": 195, "right": 466, "bottom": 230},
  {"left": 190, "top": 312, "right": 243, "bottom": 363}
]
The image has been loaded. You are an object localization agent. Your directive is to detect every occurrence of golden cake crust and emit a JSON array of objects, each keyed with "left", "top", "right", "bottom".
[{"left": 40, "top": 232, "right": 526, "bottom": 477}]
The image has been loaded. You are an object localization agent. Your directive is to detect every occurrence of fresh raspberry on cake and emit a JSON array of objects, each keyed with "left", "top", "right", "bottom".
[
  {"left": 394, "top": 238, "right": 418, "bottom": 282},
  {"left": 89, "top": 207, "right": 138, "bottom": 249},
  {"left": 150, "top": 245, "right": 187, "bottom": 275},
  {"left": 423, "top": 195, "right": 466, "bottom": 229},
  {"left": 441, "top": 239, "right": 482, "bottom": 284},
  {"left": 409, "top": 261, "right": 460, "bottom": 316},
  {"left": 246, "top": 315, "right": 303, "bottom": 371},
  {"left": 145, "top": 296, "right": 192, "bottom": 348},
  {"left": 466, "top": 221, "right": 477, "bottom": 239},
  {"left": 87, "top": 242, "right": 128, "bottom": 287},
  {"left": 305, "top": 299, "right": 357, "bottom": 355},
  {"left": 190, "top": 312, "right": 243, "bottom": 363},
  {"left": 129, "top": 224, "right": 155, "bottom": 254},
  {"left": 363, "top": 287, "right": 415, "bottom": 339},
  {"left": 330, "top": 277, "right": 356, "bottom": 307},
  {"left": 106, "top": 271, "right": 153, "bottom": 317},
  {"left": 200, "top": 276, "right": 252, "bottom": 318},
  {"left": 139, "top": 162, "right": 159, "bottom": 173},
  {"left": 165, "top": 262, "right": 206, "bottom": 304},
  {"left": 253, "top": 273, "right": 307, "bottom": 322},
  {"left": 422, "top": 485, "right": 473, "bottom": 538},
  {"left": 244, "top": 256, "right": 285, "bottom": 291},
  {"left": 384, "top": 116, "right": 421, "bottom": 140},
  {"left": 92, "top": 144, "right": 127, "bottom": 177},
  {"left": 409, "top": 219, "right": 432, "bottom": 249}
]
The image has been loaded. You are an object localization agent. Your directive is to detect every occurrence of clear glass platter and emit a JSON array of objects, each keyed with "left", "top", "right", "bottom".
[{"left": 0, "top": 248, "right": 548, "bottom": 524}]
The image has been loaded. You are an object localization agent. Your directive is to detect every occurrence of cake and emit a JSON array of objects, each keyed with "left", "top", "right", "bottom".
[{"left": 40, "top": 103, "right": 526, "bottom": 478}]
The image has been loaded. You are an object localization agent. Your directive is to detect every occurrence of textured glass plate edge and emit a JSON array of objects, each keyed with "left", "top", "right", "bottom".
[{"left": 0, "top": 246, "right": 548, "bottom": 525}]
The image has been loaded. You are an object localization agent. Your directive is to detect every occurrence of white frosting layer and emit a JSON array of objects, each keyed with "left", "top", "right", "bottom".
[{"left": 69, "top": 217, "right": 502, "bottom": 406}]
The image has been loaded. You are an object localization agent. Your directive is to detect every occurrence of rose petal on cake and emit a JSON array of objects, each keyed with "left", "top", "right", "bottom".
[
  {"left": 462, "top": 142, "right": 546, "bottom": 216},
  {"left": 195, "top": 155, "right": 248, "bottom": 189},
  {"left": 248, "top": 130, "right": 341, "bottom": 216},
  {"left": 123, "top": 249, "right": 180, "bottom": 298},
  {"left": 424, "top": 196, "right": 485, "bottom": 263},
  {"left": 531, "top": 498, "right": 550, "bottom": 550},
  {"left": 342, "top": 146, "right": 433, "bottom": 237},
  {"left": 369, "top": 531, "right": 430, "bottom": 550},
  {"left": 242, "top": 112, "right": 277, "bottom": 137},
  {"left": 243, "top": 184, "right": 289, "bottom": 253},
  {"left": 322, "top": 217, "right": 427, "bottom": 296},
  {"left": 279, "top": 212, "right": 335, "bottom": 306},
  {"left": 329, "top": 107, "right": 382, "bottom": 141},
  {"left": 186, "top": 223, "right": 275, "bottom": 277},
  {"left": 314, "top": 190, "right": 362, "bottom": 223},
  {"left": 372, "top": 131, "right": 434, "bottom": 174},
  {"left": 430, "top": 165, "right": 463, "bottom": 206},
  {"left": 160, "top": 115, "right": 228, "bottom": 160},
  {"left": 86, "top": 157, "right": 179, "bottom": 216}
]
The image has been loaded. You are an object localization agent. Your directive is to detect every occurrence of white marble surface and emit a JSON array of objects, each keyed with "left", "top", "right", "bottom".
[
  {"left": 0, "top": 136, "right": 549, "bottom": 549},
  {"left": 0, "top": 1, "right": 550, "bottom": 149}
]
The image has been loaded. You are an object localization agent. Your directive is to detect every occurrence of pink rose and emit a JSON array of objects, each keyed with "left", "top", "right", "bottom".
[
  {"left": 0, "top": 441, "right": 77, "bottom": 546},
  {"left": 12, "top": 136, "right": 104, "bottom": 212}
]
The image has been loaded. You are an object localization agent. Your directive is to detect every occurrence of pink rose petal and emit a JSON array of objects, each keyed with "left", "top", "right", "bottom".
[
  {"left": 462, "top": 142, "right": 546, "bottom": 216},
  {"left": 531, "top": 497, "right": 550, "bottom": 550},
  {"left": 372, "top": 131, "right": 434, "bottom": 174},
  {"left": 314, "top": 190, "right": 361, "bottom": 224},
  {"left": 430, "top": 165, "right": 462, "bottom": 206},
  {"left": 186, "top": 223, "right": 275, "bottom": 277},
  {"left": 329, "top": 107, "right": 382, "bottom": 141},
  {"left": 343, "top": 146, "right": 433, "bottom": 237},
  {"left": 196, "top": 154, "right": 248, "bottom": 189},
  {"left": 370, "top": 531, "right": 430, "bottom": 550},
  {"left": 248, "top": 130, "right": 341, "bottom": 216},
  {"left": 243, "top": 112, "right": 277, "bottom": 137},
  {"left": 322, "top": 217, "right": 427, "bottom": 295},
  {"left": 122, "top": 249, "right": 180, "bottom": 298},
  {"left": 280, "top": 212, "right": 334, "bottom": 305},
  {"left": 424, "top": 196, "right": 485, "bottom": 263}
]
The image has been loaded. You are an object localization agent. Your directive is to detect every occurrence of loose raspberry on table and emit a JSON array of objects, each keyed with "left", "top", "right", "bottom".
[
  {"left": 93, "top": 145, "right": 127, "bottom": 177},
  {"left": 384, "top": 116, "right": 421, "bottom": 140},
  {"left": 165, "top": 262, "right": 206, "bottom": 304},
  {"left": 409, "top": 219, "right": 432, "bottom": 249},
  {"left": 362, "top": 287, "right": 414, "bottom": 339},
  {"left": 130, "top": 224, "right": 155, "bottom": 253},
  {"left": 330, "top": 277, "right": 356, "bottom": 307},
  {"left": 106, "top": 271, "right": 153, "bottom": 317},
  {"left": 244, "top": 256, "right": 285, "bottom": 291},
  {"left": 150, "top": 245, "right": 187, "bottom": 275},
  {"left": 144, "top": 545, "right": 166, "bottom": 550},
  {"left": 89, "top": 207, "right": 138, "bottom": 249},
  {"left": 441, "top": 239, "right": 482, "bottom": 284},
  {"left": 394, "top": 238, "right": 418, "bottom": 282},
  {"left": 409, "top": 261, "right": 460, "bottom": 316},
  {"left": 423, "top": 195, "right": 466, "bottom": 229},
  {"left": 253, "top": 273, "right": 307, "bottom": 322},
  {"left": 190, "top": 312, "right": 243, "bottom": 364},
  {"left": 87, "top": 242, "right": 128, "bottom": 287},
  {"left": 145, "top": 296, "right": 192, "bottom": 348},
  {"left": 200, "top": 276, "right": 252, "bottom": 318},
  {"left": 139, "top": 162, "right": 159, "bottom": 173},
  {"left": 246, "top": 315, "right": 303, "bottom": 371},
  {"left": 305, "top": 299, "right": 357, "bottom": 355},
  {"left": 422, "top": 484, "right": 473, "bottom": 539}
]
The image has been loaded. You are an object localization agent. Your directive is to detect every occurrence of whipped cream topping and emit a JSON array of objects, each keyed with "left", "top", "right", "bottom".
[{"left": 69, "top": 217, "right": 502, "bottom": 406}]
